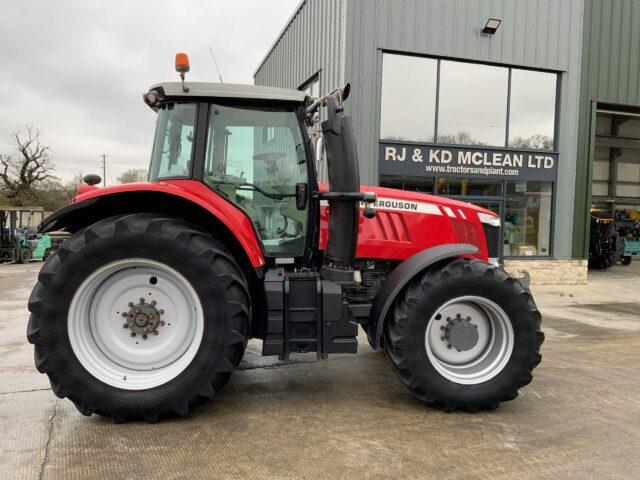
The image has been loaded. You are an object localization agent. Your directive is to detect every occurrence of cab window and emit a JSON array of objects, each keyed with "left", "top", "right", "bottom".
[
  {"left": 203, "top": 104, "right": 309, "bottom": 257},
  {"left": 149, "top": 103, "right": 197, "bottom": 180}
]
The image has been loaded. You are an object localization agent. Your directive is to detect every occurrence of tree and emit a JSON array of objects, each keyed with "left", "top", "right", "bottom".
[
  {"left": 0, "top": 126, "right": 54, "bottom": 205},
  {"left": 117, "top": 168, "right": 147, "bottom": 184}
]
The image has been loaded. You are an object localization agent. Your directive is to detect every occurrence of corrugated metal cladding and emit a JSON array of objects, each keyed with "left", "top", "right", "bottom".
[
  {"left": 572, "top": 0, "right": 640, "bottom": 258},
  {"left": 255, "top": 0, "right": 584, "bottom": 258},
  {"left": 254, "top": 0, "right": 347, "bottom": 94}
]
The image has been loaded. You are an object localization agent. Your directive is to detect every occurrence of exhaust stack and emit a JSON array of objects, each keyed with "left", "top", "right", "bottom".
[{"left": 319, "top": 89, "right": 375, "bottom": 284}]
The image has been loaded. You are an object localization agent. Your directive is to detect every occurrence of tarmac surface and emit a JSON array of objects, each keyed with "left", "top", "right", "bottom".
[{"left": 1, "top": 261, "right": 639, "bottom": 479}]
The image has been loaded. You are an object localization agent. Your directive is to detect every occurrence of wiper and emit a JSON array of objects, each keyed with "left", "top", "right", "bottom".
[{"left": 208, "top": 180, "right": 294, "bottom": 200}]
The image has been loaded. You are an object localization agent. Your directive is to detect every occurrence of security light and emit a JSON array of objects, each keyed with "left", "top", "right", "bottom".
[{"left": 482, "top": 18, "right": 501, "bottom": 34}]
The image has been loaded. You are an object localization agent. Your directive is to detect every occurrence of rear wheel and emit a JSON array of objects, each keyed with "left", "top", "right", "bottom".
[
  {"left": 385, "top": 258, "right": 543, "bottom": 411},
  {"left": 27, "top": 214, "right": 251, "bottom": 422}
]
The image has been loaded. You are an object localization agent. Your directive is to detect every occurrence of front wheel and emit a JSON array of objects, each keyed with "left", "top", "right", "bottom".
[
  {"left": 385, "top": 259, "right": 543, "bottom": 412},
  {"left": 621, "top": 255, "right": 632, "bottom": 265},
  {"left": 27, "top": 214, "right": 251, "bottom": 422},
  {"left": 17, "top": 248, "right": 32, "bottom": 264}
]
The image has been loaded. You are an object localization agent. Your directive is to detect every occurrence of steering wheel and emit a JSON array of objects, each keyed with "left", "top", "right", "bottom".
[{"left": 253, "top": 152, "right": 286, "bottom": 170}]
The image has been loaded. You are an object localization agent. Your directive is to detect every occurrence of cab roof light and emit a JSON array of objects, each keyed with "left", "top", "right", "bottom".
[{"left": 175, "top": 52, "right": 190, "bottom": 92}]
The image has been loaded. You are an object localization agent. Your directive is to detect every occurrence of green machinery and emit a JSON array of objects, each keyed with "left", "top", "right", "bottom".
[
  {"left": 0, "top": 207, "right": 57, "bottom": 263},
  {"left": 620, "top": 237, "right": 640, "bottom": 265}
]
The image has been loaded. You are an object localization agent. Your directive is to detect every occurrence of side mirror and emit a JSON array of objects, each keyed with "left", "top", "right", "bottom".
[{"left": 295, "top": 183, "right": 308, "bottom": 210}]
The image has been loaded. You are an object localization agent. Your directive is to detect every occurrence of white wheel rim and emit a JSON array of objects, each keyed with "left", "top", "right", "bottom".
[
  {"left": 424, "top": 295, "right": 514, "bottom": 385},
  {"left": 68, "top": 258, "right": 204, "bottom": 390}
]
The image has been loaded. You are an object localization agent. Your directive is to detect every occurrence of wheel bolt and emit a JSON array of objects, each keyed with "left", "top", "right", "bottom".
[
  {"left": 121, "top": 312, "right": 128, "bottom": 317},
  {"left": 153, "top": 331, "right": 159, "bottom": 335},
  {"left": 140, "top": 297, "right": 145, "bottom": 303},
  {"left": 440, "top": 326, "right": 445, "bottom": 331},
  {"left": 130, "top": 332, "right": 136, "bottom": 337},
  {"left": 441, "top": 336, "right": 446, "bottom": 341},
  {"left": 128, "top": 302, "right": 134, "bottom": 307},
  {"left": 160, "top": 321, "right": 165, "bottom": 326},
  {"left": 467, "top": 316, "right": 471, "bottom": 321},
  {"left": 159, "top": 309, "right": 164, "bottom": 315},
  {"left": 456, "top": 313, "right": 461, "bottom": 318},
  {"left": 447, "top": 344, "right": 452, "bottom": 349},
  {"left": 151, "top": 300, "right": 156, "bottom": 306},
  {"left": 142, "top": 334, "right": 148, "bottom": 340},
  {"left": 122, "top": 323, "right": 128, "bottom": 329}
]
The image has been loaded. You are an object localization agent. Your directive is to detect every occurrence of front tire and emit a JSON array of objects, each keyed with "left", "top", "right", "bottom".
[
  {"left": 27, "top": 214, "right": 251, "bottom": 422},
  {"left": 385, "top": 259, "right": 543, "bottom": 412},
  {"left": 621, "top": 255, "right": 632, "bottom": 265},
  {"left": 18, "top": 248, "right": 32, "bottom": 264}
]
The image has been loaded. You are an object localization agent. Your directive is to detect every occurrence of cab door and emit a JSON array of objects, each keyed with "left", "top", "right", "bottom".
[{"left": 202, "top": 103, "right": 311, "bottom": 259}]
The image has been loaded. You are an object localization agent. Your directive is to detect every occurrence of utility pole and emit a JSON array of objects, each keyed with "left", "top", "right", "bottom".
[{"left": 100, "top": 154, "right": 107, "bottom": 186}]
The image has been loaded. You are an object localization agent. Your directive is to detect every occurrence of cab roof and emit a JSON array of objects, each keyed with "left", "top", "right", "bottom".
[{"left": 146, "top": 82, "right": 308, "bottom": 105}]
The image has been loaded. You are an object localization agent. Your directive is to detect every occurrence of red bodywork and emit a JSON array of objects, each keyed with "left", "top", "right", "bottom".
[{"left": 74, "top": 180, "right": 497, "bottom": 267}]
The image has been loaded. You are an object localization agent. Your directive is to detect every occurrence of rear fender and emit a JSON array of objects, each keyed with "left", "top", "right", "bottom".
[
  {"left": 367, "top": 243, "right": 479, "bottom": 349},
  {"left": 39, "top": 185, "right": 265, "bottom": 272}
]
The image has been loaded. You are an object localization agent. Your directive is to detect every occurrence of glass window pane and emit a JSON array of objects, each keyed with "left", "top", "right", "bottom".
[
  {"left": 437, "top": 61, "right": 508, "bottom": 147},
  {"left": 380, "top": 177, "right": 435, "bottom": 194},
  {"left": 203, "top": 105, "right": 309, "bottom": 257},
  {"left": 435, "top": 178, "right": 502, "bottom": 197},
  {"left": 380, "top": 54, "right": 437, "bottom": 142},
  {"left": 508, "top": 69, "right": 557, "bottom": 150},
  {"left": 149, "top": 103, "right": 197, "bottom": 180},
  {"left": 504, "top": 181, "right": 552, "bottom": 256}
]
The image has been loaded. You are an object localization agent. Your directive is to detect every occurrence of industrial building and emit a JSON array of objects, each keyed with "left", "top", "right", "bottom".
[{"left": 254, "top": 0, "right": 640, "bottom": 284}]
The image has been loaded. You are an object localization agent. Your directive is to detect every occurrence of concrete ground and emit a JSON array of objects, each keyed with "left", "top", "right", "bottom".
[{"left": 1, "top": 262, "right": 639, "bottom": 480}]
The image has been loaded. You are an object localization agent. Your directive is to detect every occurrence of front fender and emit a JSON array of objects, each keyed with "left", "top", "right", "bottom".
[{"left": 367, "top": 243, "right": 479, "bottom": 349}]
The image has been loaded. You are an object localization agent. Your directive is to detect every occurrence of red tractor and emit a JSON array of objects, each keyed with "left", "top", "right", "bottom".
[{"left": 27, "top": 55, "right": 542, "bottom": 422}]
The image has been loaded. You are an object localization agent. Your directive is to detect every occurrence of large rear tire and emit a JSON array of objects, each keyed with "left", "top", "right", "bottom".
[
  {"left": 27, "top": 214, "right": 251, "bottom": 422},
  {"left": 385, "top": 258, "right": 543, "bottom": 412}
]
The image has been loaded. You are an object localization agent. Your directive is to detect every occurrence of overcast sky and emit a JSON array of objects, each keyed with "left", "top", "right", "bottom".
[{"left": 0, "top": 0, "right": 299, "bottom": 184}]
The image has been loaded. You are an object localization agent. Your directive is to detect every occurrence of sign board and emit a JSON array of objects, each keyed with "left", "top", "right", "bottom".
[{"left": 379, "top": 142, "right": 558, "bottom": 182}]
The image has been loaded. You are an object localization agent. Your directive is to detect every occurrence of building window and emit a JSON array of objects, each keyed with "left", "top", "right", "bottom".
[
  {"left": 379, "top": 54, "right": 558, "bottom": 151},
  {"left": 261, "top": 126, "right": 276, "bottom": 145},
  {"left": 435, "top": 178, "right": 502, "bottom": 197},
  {"left": 300, "top": 74, "right": 320, "bottom": 99},
  {"left": 437, "top": 61, "right": 508, "bottom": 147},
  {"left": 508, "top": 69, "right": 557, "bottom": 150},
  {"left": 380, "top": 54, "right": 437, "bottom": 142},
  {"left": 504, "top": 181, "right": 552, "bottom": 256}
]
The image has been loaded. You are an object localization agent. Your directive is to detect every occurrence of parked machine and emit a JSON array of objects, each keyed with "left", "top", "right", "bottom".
[
  {"left": 0, "top": 207, "right": 54, "bottom": 263},
  {"left": 27, "top": 54, "right": 543, "bottom": 422}
]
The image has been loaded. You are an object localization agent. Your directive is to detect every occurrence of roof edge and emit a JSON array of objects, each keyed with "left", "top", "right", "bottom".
[{"left": 253, "top": 0, "right": 307, "bottom": 80}]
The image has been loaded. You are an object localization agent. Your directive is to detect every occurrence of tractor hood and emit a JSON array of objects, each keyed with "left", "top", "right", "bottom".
[{"left": 318, "top": 183, "right": 499, "bottom": 262}]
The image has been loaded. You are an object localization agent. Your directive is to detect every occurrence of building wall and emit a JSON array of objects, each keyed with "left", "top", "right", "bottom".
[
  {"left": 572, "top": 0, "right": 640, "bottom": 258},
  {"left": 345, "top": 0, "right": 584, "bottom": 259},
  {"left": 254, "top": 0, "right": 347, "bottom": 101}
]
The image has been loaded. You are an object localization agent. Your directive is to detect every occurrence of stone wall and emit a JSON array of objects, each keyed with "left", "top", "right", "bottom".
[{"left": 503, "top": 259, "right": 588, "bottom": 285}]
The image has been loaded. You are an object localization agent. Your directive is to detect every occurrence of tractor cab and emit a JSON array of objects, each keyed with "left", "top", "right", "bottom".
[{"left": 145, "top": 84, "right": 313, "bottom": 259}]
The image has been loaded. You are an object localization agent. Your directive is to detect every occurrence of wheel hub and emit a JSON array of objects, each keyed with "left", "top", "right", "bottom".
[
  {"left": 122, "top": 298, "right": 165, "bottom": 340},
  {"left": 442, "top": 314, "right": 479, "bottom": 352}
]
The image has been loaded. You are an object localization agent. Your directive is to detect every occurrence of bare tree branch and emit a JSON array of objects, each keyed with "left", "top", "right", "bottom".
[{"left": 0, "top": 125, "right": 55, "bottom": 204}]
